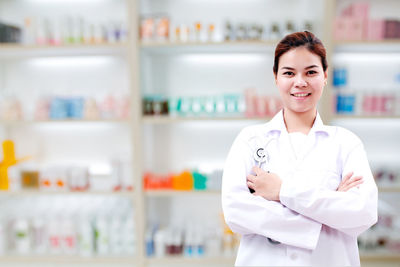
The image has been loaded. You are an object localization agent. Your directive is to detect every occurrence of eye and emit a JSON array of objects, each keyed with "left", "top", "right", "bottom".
[
  {"left": 307, "top": 70, "right": 318, "bottom": 75},
  {"left": 283, "top": 71, "right": 294, "bottom": 76}
]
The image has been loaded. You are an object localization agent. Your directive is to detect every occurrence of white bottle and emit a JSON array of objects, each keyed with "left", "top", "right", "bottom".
[
  {"left": 14, "top": 218, "right": 30, "bottom": 255},
  {"left": 61, "top": 218, "right": 77, "bottom": 255},
  {"left": 78, "top": 215, "right": 94, "bottom": 257},
  {"left": 94, "top": 216, "right": 110, "bottom": 255},
  {"left": 109, "top": 216, "right": 123, "bottom": 254},
  {"left": 31, "top": 217, "right": 47, "bottom": 254},
  {"left": 154, "top": 228, "right": 166, "bottom": 257},
  {"left": 122, "top": 216, "right": 135, "bottom": 255},
  {"left": 47, "top": 218, "right": 62, "bottom": 254}
]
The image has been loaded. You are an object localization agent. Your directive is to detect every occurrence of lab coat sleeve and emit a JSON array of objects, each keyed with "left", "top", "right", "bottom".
[
  {"left": 279, "top": 138, "right": 378, "bottom": 238},
  {"left": 222, "top": 129, "right": 322, "bottom": 250}
]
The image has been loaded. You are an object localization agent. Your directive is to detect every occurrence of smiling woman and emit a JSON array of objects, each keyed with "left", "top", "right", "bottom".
[{"left": 222, "top": 31, "right": 378, "bottom": 267}]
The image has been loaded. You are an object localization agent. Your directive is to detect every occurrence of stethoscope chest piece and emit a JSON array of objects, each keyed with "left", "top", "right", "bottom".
[{"left": 254, "top": 147, "right": 269, "bottom": 166}]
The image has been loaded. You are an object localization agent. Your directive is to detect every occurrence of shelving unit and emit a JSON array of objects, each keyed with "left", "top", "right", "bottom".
[
  {"left": 0, "top": 43, "right": 129, "bottom": 57},
  {"left": 0, "top": 189, "right": 135, "bottom": 197},
  {"left": 142, "top": 115, "right": 271, "bottom": 124},
  {"left": 140, "top": 41, "right": 277, "bottom": 53},
  {"left": 1, "top": 0, "right": 399, "bottom": 266},
  {"left": 146, "top": 256, "right": 235, "bottom": 265},
  {"left": 0, "top": 0, "right": 140, "bottom": 265},
  {"left": 145, "top": 190, "right": 221, "bottom": 197},
  {"left": 0, "top": 255, "right": 137, "bottom": 264}
]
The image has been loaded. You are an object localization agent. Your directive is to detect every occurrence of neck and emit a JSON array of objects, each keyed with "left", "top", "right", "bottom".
[{"left": 283, "top": 108, "right": 317, "bottom": 135}]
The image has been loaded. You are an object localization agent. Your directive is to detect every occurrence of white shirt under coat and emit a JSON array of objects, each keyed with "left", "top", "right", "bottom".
[{"left": 221, "top": 110, "right": 378, "bottom": 266}]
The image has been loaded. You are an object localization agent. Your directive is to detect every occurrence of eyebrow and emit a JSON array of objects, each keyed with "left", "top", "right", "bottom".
[{"left": 281, "top": 65, "right": 319, "bottom": 70}]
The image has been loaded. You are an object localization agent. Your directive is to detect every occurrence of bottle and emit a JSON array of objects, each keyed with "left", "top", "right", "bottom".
[
  {"left": 78, "top": 214, "right": 94, "bottom": 257},
  {"left": 61, "top": 218, "right": 77, "bottom": 255},
  {"left": 154, "top": 228, "right": 166, "bottom": 257},
  {"left": 23, "top": 17, "right": 36, "bottom": 45},
  {"left": 109, "top": 216, "right": 123, "bottom": 255},
  {"left": 183, "top": 228, "right": 193, "bottom": 257},
  {"left": 94, "top": 215, "right": 110, "bottom": 255},
  {"left": 122, "top": 212, "right": 135, "bottom": 255},
  {"left": 270, "top": 23, "right": 280, "bottom": 40},
  {"left": 145, "top": 228, "right": 154, "bottom": 257},
  {"left": 14, "top": 217, "right": 30, "bottom": 255},
  {"left": 31, "top": 217, "right": 47, "bottom": 254}
]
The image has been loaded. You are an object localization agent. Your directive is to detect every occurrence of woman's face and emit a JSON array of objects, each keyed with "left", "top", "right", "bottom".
[{"left": 275, "top": 46, "right": 327, "bottom": 114}]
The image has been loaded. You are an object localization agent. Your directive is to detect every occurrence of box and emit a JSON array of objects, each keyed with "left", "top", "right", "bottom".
[{"left": 367, "top": 19, "right": 384, "bottom": 40}]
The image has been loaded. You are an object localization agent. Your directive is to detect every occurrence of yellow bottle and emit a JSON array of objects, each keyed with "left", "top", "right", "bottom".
[{"left": 0, "top": 140, "right": 30, "bottom": 190}]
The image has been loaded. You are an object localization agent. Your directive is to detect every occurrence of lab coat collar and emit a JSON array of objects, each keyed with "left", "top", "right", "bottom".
[{"left": 267, "top": 109, "right": 331, "bottom": 136}]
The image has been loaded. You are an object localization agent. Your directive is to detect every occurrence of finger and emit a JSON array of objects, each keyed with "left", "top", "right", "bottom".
[
  {"left": 343, "top": 180, "right": 364, "bottom": 192},
  {"left": 252, "top": 166, "right": 263, "bottom": 176},
  {"left": 247, "top": 181, "right": 255, "bottom": 189},
  {"left": 247, "top": 174, "right": 256, "bottom": 182},
  {"left": 342, "top": 171, "right": 354, "bottom": 184},
  {"left": 348, "top": 176, "right": 363, "bottom": 182},
  {"left": 346, "top": 179, "right": 364, "bottom": 189},
  {"left": 343, "top": 176, "right": 363, "bottom": 187}
]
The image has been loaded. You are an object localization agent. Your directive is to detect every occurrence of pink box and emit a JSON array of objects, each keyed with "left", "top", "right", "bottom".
[
  {"left": 351, "top": 2, "right": 370, "bottom": 20},
  {"left": 334, "top": 17, "right": 349, "bottom": 40},
  {"left": 347, "top": 17, "right": 364, "bottom": 41},
  {"left": 334, "top": 17, "right": 364, "bottom": 41},
  {"left": 367, "top": 19, "right": 385, "bottom": 40}
]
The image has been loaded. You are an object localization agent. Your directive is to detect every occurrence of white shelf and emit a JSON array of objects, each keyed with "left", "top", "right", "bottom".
[
  {"left": 140, "top": 40, "right": 277, "bottom": 53},
  {"left": 331, "top": 115, "right": 400, "bottom": 120},
  {"left": 0, "top": 255, "right": 136, "bottom": 263},
  {"left": 334, "top": 40, "right": 400, "bottom": 53},
  {"left": 0, "top": 119, "right": 130, "bottom": 126},
  {"left": 0, "top": 190, "right": 135, "bottom": 198},
  {"left": 378, "top": 186, "right": 400, "bottom": 193},
  {"left": 0, "top": 43, "right": 129, "bottom": 58},
  {"left": 146, "top": 256, "right": 235, "bottom": 265},
  {"left": 142, "top": 115, "right": 271, "bottom": 124},
  {"left": 145, "top": 190, "right": 221, "bottom": 197},
  {"left": 360, "top": 252, "right": 400, "bottom": 262},
  {"left": 144, "top": 187, "right": 400, "bottom": 195}
]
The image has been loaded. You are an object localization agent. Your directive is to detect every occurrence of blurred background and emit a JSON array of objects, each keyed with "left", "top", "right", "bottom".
[{"left": 0, "top": 0, "right": 399, "bottom": 266}]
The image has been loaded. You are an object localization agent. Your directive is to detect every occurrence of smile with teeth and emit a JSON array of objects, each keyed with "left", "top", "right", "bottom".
[{"left": 291, "top": 93, "right": 311, "bottom": 97}]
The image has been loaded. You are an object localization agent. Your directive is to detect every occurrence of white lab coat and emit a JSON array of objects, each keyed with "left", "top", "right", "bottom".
[{"left": 222, "top": 110, "right": 378, "bottom": 266}]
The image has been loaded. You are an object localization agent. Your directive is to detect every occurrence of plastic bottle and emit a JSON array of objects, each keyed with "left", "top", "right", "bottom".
[
  {"left": 31, "top": 217, "right": 47, "bottom": 254},
  {"left": 78, "top": 214, "right": 94, "bottom": 257},
  {"left": 122, "top": 210, "right": 135, "bottom": 255},
  {"left": 14, "top": 217, "right": 30, "bottom": 255},
  {"left": 154, "top": 228, "right": 166, "bottom": 257},
  {"left": 145, "top": 228, "right": 154, "bottom": 256},
  {"left": 94, "top": 216, "right": 108, "bottom": 254},
  {"left": 109, "top": 216, "right": 123, "bottom": 254}
]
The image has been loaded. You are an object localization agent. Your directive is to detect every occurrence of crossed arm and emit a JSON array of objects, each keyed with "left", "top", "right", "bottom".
[{"left": 222, "top": 132, "right": 378, "bottom": 249}]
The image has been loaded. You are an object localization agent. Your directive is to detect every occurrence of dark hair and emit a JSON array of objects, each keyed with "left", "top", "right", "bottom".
[{"left": 273, "top": 31, "right": 328, "bottom": 75}]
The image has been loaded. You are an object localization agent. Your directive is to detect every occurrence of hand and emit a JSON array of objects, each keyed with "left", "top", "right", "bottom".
[
  {"left": 337, "top": 171, "right": 363, "bottom": 192},
  {"left": 246, "top": 166, "right": 282, "bottom": 201}
]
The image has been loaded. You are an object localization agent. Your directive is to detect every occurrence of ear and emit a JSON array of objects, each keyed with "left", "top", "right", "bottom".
[
  {"left": 274, "top": 73, "right": 278, "bottom": 84},
  {"left": 324, "top": 70, "right": 328, "bottom": 84}
]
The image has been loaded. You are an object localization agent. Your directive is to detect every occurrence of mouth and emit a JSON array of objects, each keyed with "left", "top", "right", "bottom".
[{"left": 290, "top": 93, "right": 311, "bottom": 98}]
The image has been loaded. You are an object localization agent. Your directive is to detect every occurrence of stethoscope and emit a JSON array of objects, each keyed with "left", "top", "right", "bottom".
[
  {"left": 251, "top": 136, "right": 281, "bottom": 245},
  {"left": 253, "top": 137, "right": 277, "bottom": 168}
]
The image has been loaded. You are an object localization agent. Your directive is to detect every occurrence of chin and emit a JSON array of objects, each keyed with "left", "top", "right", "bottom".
[{"left": 287, "top": 106, "right": 316, "bottom": 114}]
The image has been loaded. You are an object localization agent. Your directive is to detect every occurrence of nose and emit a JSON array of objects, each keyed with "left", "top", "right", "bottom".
[{"left": 294, "top": 75, "right": 307, "bottom": 87}]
